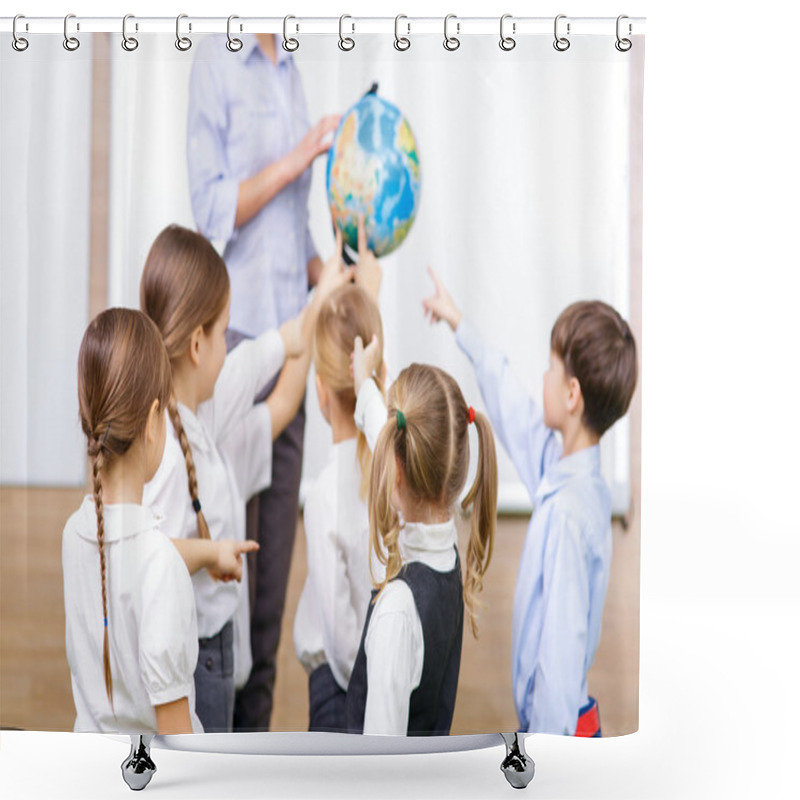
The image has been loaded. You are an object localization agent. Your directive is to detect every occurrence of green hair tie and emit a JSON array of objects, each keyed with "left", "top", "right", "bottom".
[{"left": 396, "top": 410, "right": 406, "bottom": 431}]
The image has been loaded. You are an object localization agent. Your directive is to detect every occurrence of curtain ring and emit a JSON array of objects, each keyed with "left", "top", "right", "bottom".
[
  {"left": 282, "top": 15, "right": 299, "bottom": 52},
  {"left": 63, "top": 13, "right": 80, "bottom": 51},
  {"left": 226, "top": 15, "right": 243, "bottom": 52},
  {"left": 338, "top": 15, "right": 355, "bottom": 51},
  {"left": 175, "top": 14, "right": 192, "bottom": 51},
  {"left": 121, "top": 14, "right": 138, "bottom": 52},
  {"left": 394, "top": 14, "right": 411, "bottom": 51},
  {"left": 443, "top": 14, "right": 460, "bottom": 51},
  {"left": 553, "top": 14, "right": 570, "bottom": 52},
  {"left": 615, "top": 15, "right": 632, "bottom": 52},
  {"left": 12, "top": 14, "right": 29, "bottom": 52},
  {"left": 499, "top": 14, "right": 516, "bottom": 51}
]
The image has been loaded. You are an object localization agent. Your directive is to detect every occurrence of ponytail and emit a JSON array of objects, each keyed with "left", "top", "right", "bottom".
[
  {"left": 460, "top": 411, "right": 498, "bottom": 637},
  {"left": 368, "top": 418, "right": 402, "bottom": 591},
  {"left": 167, "top": 394, "right": 210, "bottom": 540}
]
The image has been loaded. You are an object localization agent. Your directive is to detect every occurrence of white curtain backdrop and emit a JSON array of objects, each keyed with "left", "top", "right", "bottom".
[
  {"left": 12, "top": 32, "right": 636, "bottom": 511},
  {"left": 0, "top": 35, "right": 93, "bottom": 485}
]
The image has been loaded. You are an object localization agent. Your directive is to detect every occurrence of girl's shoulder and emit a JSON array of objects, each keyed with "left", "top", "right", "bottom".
[{"left": 372, "top": 579, "right": 416, "bottom": 620}]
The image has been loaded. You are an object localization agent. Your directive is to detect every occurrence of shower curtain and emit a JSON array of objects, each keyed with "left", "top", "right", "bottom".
[{"left": 0, "top": 10, "right": 644, "bottom": 782}]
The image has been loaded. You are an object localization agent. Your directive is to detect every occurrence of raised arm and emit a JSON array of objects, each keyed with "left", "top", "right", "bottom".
[
  {"left": 424, "top": 267, "right": 560, "bottom": 498},
  {"left": 266, "top": 229, "right": 355, "bottom": 438},
  {"left": 352, "top": 335, "right": 387, "bottom": 452}
]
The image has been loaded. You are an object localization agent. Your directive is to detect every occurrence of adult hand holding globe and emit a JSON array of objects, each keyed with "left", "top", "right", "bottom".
[{"left": 326, "top": 85, "right": 421, "bottom": 259}]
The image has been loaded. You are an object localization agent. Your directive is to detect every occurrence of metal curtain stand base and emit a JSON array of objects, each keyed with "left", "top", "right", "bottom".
[
  {"left": 120, "top": 731, "right": 535, "bottom": 790},
  {"left": 121, "top": 735, "right": 156, "bottom": 791},
  {"left": 500, "top": 732, "right": 535, "bottom": 789}
]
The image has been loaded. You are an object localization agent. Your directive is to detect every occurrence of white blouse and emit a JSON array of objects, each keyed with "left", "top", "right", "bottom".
[
  {"left": 62, "top": 497, "right": 203, "bottom": 733},
  {"left": 293, "top": 438, "right": 384, "bottom": 690},
  {"left": 353, "top": 379, "right": 460, "bottom": 735},
  {"left": 362, "top": 519, "right": 459, "bottom": 736},
  {"left": 144, "top": 328, "right": 284, "bottom": 689}
]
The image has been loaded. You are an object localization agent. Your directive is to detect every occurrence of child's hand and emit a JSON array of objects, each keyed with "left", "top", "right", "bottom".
[
  {"left": 208, "top": 540, "right": 259, "bottom": 583},
  {"left": 422, "top": 266, "right": 463, "bottom": 332},
  {"left": 316, "top": 228, "right": 355, "bottom": 305},
  {"left": 279, "top": 312, "right": 305, "bottom": 359},
  {"left": 354, "top": 215, "right": 382, "bottom": 301},
  {"left": 352, "top": 334, "right": 381, "bottom": 396}
]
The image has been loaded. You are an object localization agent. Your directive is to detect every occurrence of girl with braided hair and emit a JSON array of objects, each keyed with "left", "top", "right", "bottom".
[
  {"left": 346, "top": 353, "right": 499, "bottom": 736},
  {"left": 63, "top": 308, "right": 207, "bottom": 733},
  {"left": 140, "top": 224, "right": 351, "bottom": 732}
]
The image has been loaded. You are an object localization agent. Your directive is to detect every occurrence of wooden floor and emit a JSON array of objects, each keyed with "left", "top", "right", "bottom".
[{"left": 0, "top": 485, "right": 638, "bottom": 736}]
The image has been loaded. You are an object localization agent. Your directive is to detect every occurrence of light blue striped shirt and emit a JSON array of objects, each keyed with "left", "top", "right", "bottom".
[
  {"left": 456, "top": 319, "right": 612, "bottom": 735},
  {"left": 187, "top": 34, "right": 318, "bottom": 336}
]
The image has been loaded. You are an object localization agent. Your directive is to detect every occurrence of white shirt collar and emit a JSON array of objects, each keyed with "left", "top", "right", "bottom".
[
  {"left": 76, "top": 495, "right": 163, "bottom": 543},
  {"left": 399, "top": 517, "right": 458, "bottom": 565}
]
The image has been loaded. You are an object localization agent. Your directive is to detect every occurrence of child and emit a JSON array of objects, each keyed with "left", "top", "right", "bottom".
[
  {"left": 346, "top": 360, "right": 498, "bottom": 736},
  {"left": 423, "top": 267, "right": 638, "bottom": 736},
  {"left": 293, "top": 284, "right": 386, "bottom": 732},
  {"left": 64, "top": 308, "right": 230, "bottom": 734},
  {"left": 140, "top": 224, "right": 350, "bottom": 733}
]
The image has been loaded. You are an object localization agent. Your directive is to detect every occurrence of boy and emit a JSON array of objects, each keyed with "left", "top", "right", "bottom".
[{"left": 423, "top": 267, "right": 637, "bottom": 736}]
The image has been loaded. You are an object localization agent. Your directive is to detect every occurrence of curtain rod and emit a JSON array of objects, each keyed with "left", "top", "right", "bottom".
[{"left": 1, "top": 15, "right": 646, "bottom": 37}]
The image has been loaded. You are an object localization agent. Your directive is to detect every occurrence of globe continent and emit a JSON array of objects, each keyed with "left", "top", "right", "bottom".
[{"left": 326, "top": 92, "right": 421, "bottom": 257}]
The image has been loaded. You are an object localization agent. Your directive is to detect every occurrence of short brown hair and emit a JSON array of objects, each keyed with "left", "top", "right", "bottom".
[{"left": 550, "top": 301, "right": 637, "bottom": 437}]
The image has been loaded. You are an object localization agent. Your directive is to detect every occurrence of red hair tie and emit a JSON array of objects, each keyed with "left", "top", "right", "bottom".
[{"left": 467, "top": 406, "right": 476, "bottom": 425}]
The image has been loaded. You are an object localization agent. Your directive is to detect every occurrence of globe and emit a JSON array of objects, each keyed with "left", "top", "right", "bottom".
[{"left": 326, "top": 88, "right": 421, "bottom": 258}]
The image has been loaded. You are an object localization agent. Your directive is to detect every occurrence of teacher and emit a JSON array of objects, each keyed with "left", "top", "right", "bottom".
[{"left": 187, "top": 32, "right": 339, "bottom": 731}]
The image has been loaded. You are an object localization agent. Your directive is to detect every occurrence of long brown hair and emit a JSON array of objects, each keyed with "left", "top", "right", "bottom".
[
  {"left": 313, "top": 284, "right": 384, "bottom": 499},
  {"left": 77, "top": 308, "right": 173, "bottom": 708},
  {"left": 368, "top": 364, "right": 498, "bottom": 637},
  {"left": 140, "top": 224, "right": 231, "bottom": 540}
]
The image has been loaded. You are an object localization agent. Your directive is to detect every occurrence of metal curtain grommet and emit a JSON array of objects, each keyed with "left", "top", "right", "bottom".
[
  {"left": 282, "top": 15, "right": 299, "bottom": 52},
  {"left": 553, "top": 14, "right": 570, "bottom": 52},
  {"left": 175, "top": 14, "right": 192, "bottom": 51},
  {"left": 443, "top": 14, "right": 460, "bottom": 51},
  {"left": 615, "top": 15, "right": 632, "bottom": 52},
  {"left": 121, "top": 14, "right": 138, "bottom": 52},
  {"left": 499, "top": 13, "right": 515, "bottom": 51},
  {"left": 12, "top": 14, "right": 29, "bottom": 52},
  {"left": 338, "top": 15, "right": 355, "bottom": 51},
  {"left": 63, "top": 14, "right": 80, "bottom": 51},
  {"left": 226, "top": 15, "right": 243, "bottom": 52},
  {"left": 394, "top": 14, "right": 410, "bottom": 51}
]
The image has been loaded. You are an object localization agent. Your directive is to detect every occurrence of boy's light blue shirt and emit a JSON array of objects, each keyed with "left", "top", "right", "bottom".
[
  {"left": 187, "top": 35, "right": 318, "bottom": 337},
  {"left": 456, "top": 319, "right": 612, "bottom": 735}
]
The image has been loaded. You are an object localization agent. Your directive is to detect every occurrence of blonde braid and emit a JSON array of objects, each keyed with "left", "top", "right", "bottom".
[{"left": 167, "top": 394, "right": 210, "bottom": 539}]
